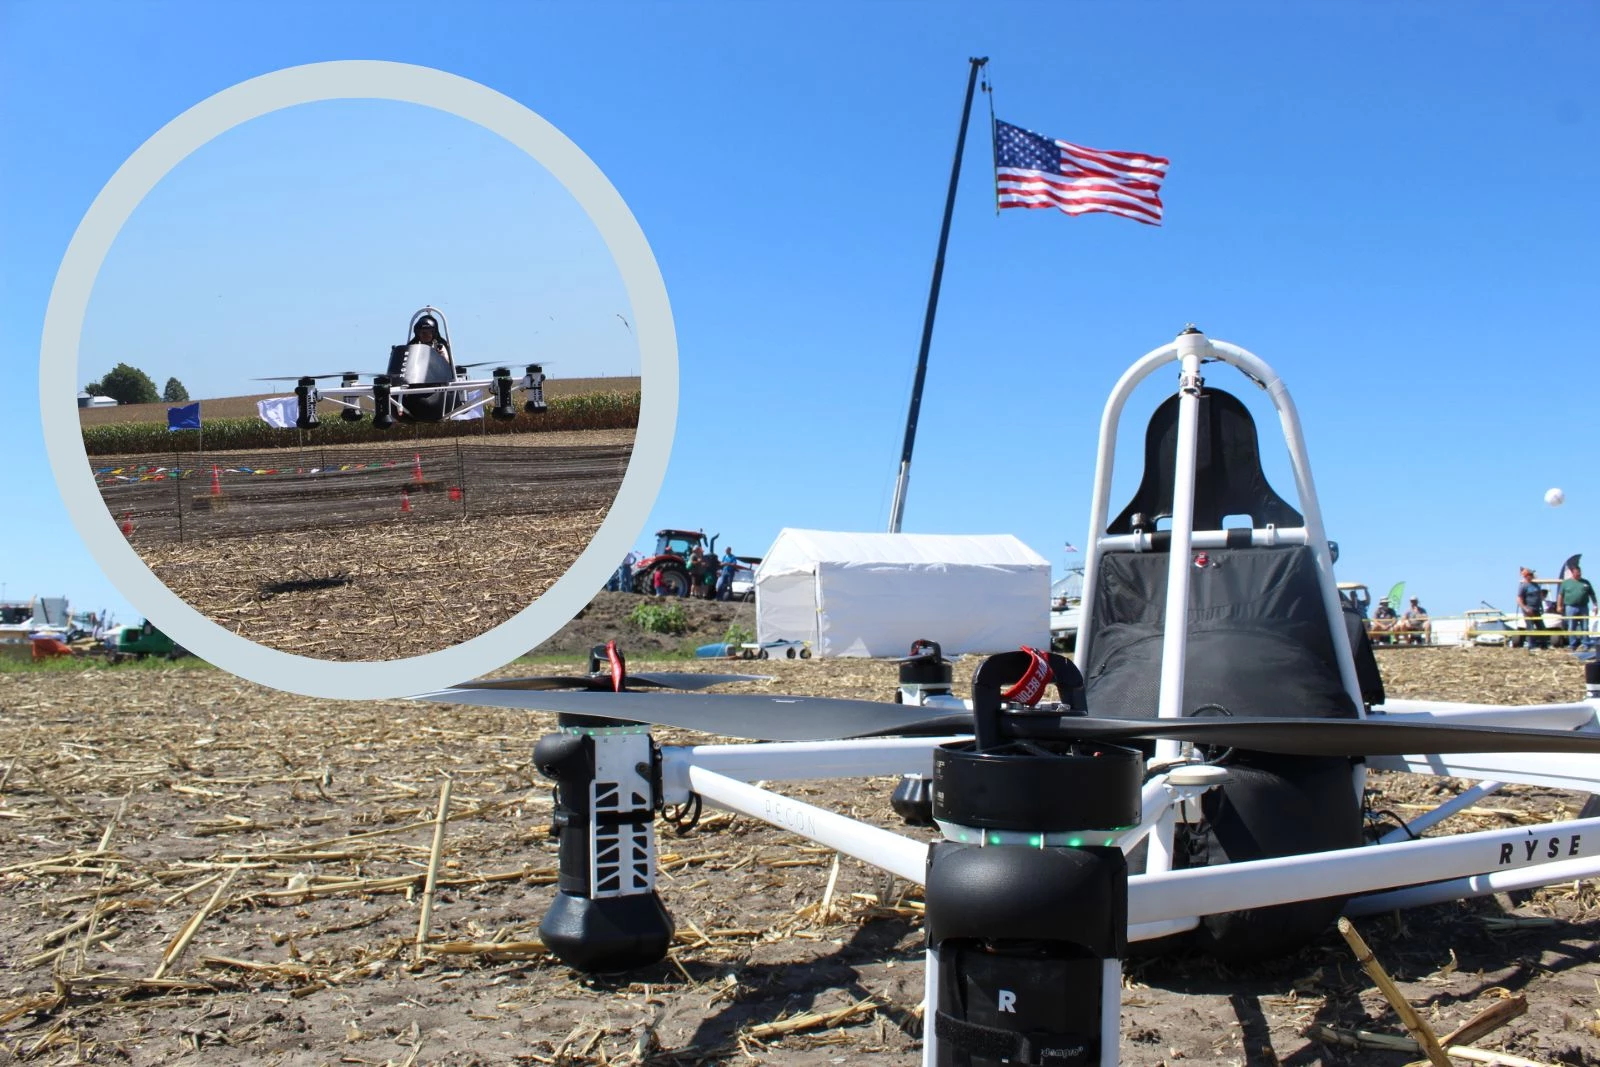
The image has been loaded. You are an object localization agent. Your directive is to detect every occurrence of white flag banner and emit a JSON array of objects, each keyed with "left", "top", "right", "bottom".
[
  {"left": 257, "top": 396, "right": 299, "bottom": 428},
  {"left": 450, "top": 389, "right": 485, "bottom": 420}
]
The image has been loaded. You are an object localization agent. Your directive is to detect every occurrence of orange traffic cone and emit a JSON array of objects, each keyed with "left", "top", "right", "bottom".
[
  {"left": 210, "top": 465, "right": 222, "bottom": 496},
  {"left": 400, "top": 489, "right": 412, "bottom": 514},
  {"left": 412, "top": 453, "right": 424, "bottom": 484},
  {"left": 119, "top": 511, "right": 135, "bottom": 537}
]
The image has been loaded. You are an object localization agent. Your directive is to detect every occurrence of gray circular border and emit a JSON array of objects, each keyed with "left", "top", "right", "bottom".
[{"left": 40, "top": 61, "right": 676, "bottom": 700}]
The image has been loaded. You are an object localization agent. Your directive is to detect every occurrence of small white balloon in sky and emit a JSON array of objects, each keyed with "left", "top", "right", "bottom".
[{"left": 1545, "top": 487, "right": 1565, "bottom": 507}]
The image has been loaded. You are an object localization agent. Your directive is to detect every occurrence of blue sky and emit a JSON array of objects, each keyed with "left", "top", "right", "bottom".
[
  {"left": 81, "top": 99, "right": 638, "bottom": 400},
  {"left": 3, "top": 2, "right": 1596, "bottom": 633}
]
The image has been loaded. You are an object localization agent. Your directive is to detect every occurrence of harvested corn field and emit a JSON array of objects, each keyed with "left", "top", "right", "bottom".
[
  {"left": 1, "top": 647, "right": 1597, "bottom": 1065},
  {"left": 101, "top": 430, "right": 633, "bottom": 661},
  {"left": 98, "top": 437, "right": 632, "bottom": 544}
]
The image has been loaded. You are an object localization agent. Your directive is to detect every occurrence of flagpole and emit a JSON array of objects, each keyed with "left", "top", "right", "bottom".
[{"left": 887, "top": 55, "right": 987, "bottom": 535}]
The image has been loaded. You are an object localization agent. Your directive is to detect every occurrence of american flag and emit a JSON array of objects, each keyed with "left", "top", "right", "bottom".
[{"left": 994, "top": 119, "right": 1169, "bottom": 226}]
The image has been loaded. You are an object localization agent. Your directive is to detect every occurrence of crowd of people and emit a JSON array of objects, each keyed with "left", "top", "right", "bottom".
[
  {"left": 604, "top": 547, "right": 747, "bottom": 601},
  {"left": 1355, "top": 557, "right": 1596, "bottom": 651},
  {"left": 1367, "top": 595, "right": 1432, "bottom": 645},
  {"left": 1515, "top": 559, "right": 1597, "bottom": 652}
]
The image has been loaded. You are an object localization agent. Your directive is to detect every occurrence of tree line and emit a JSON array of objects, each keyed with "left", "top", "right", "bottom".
[{"left": 85, "top": 363, "right": 188, "bottom": 405}]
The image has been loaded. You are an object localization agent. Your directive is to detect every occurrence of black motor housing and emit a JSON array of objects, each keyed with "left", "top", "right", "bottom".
[{"left": 924, "top": 654, "right": 1139, "bottom": 1067}]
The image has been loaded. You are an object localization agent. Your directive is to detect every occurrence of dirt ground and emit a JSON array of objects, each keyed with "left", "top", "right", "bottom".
[
  {"left": 1, "top": 637, "right": 1597, "bottom": 1066},
  {"left": 114, "top": 431, "right": 635, "bottom": 662},
  {"left": 529, "top": 592, "right": 757, "bottom": 657}
]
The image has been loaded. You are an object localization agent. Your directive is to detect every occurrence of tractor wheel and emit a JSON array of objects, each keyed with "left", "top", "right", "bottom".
[
  {"left": 799, "top": 648, "right": 811, "bottom": 659},
  {"left": 757, "top": 650, "right": 769, "bottom": 660},
  {"left": 785, "top": 647, "right": 798, "bottom": 659},
  {"left": 657, "top": 568, "right": 691, "bottom": 598}
]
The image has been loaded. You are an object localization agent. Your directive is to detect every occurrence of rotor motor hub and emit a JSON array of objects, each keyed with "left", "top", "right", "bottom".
[{"left": 932, "top": 738, "right": 1142, "bottom": 836}]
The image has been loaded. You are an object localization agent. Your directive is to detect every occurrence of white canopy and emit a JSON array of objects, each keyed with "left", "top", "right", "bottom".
[{"left": 755, "top": 529, "right": 1050, "bottom": 658}]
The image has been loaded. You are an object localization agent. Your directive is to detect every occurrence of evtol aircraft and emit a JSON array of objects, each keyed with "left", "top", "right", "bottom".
[
  {"left": 260, "top": 307, "right": 548, "bottom": 429},
  {"left": 420, "top": 328, "right": 1600, "bottom": 1066}
]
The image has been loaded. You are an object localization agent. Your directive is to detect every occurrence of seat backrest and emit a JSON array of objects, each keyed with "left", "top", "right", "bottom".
[
  {"left": 1083, "top": 387, "right": 1381, "bottom": 719},
  {"left": 1108, "top": 388, "right": 1302, "bottom": 534}
]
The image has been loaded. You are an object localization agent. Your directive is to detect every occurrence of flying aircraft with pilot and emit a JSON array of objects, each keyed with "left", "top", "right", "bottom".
[
  {"left": 419, "top": 327, "right": 1600, "bottom": 1066},
  {"left": 260, "top": 307, "right": 548, "bottom": 430}
]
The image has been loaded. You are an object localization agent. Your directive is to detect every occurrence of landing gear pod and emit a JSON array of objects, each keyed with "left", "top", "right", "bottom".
[
  {"left": 339, "top": 374, "right": 364, "bottom": 422},
  {"left": 924, "top": 651, "right": 1135, "bottom": 1066},
  {"left": 294, "top": 377, "right": 320, "bottom": 430},
  {"left": 892, "top": 640, "right": 954, "bottom": 827},
  {"left": 491, "top": 367, "right": 517, "bottom": 420},
  {"left": 533, "top": 719, "right": 674, "bottom": 973},
  {"left": 371, "top": 377, "right": 394, "bottom": 430},
  {"left": 523, "top": 363, "right": 547, "bottom": 414}
]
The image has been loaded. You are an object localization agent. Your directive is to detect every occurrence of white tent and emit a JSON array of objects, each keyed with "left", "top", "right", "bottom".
[{"left": 755, "top": 529, "right": 1050, "bottom": 658}]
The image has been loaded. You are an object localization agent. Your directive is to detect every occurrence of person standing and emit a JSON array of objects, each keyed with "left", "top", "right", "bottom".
[
  {"left": 1557, "top": 561, "right": 1597, "bottom": 651},
  {"left": 715, "top": 547, "right": 738, "bottom": 601},
  {"left": 689, "top": 547, "right": 711, "bottom": 599},
  {"left": 1516, "top": 567, "right": 1547, "bottom": 650},
  {"left": 612, "top": 551, "right": 638, "bottom": 594}
]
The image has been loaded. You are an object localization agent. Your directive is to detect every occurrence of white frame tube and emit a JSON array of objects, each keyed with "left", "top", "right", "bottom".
[
  {"left": 659, "top": 737, "right": 961, "bottom": 804},
  {"left": 1128, "top": 816, "right": 1600, "bottom": 926},
  {"left": 1345, "top": 854, "right": 1600, "bottom": 915},
  {"left": 685, "top": 764, "right": 930, "bottom": 884}
]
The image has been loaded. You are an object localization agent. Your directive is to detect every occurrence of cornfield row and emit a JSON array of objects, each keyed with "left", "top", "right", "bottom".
[{"left": 82, "top": 391, "right": 640, "bottom": 456}]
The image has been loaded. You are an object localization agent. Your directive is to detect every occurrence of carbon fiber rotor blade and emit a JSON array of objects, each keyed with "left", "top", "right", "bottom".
[
  {"left": 998, "top": 714, "right": 1600, "bottom": 758},
  {"left": 629, "top": 672, "right": 773, "bottom": 690},
  {"left": 415, "top": 688, "right": 955, "bottom": 741},
  {"left": 253, "top": 372, "right": 370, "bottom": 381},
  {"left": 450, "top": 673, "right": 771, "bottom": 693},
  {"left": 414, "top": 686, "right": 1600, "bottom": 754}
]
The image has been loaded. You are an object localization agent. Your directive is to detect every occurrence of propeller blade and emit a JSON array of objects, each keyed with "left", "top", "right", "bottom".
[
  {"left": 253, "top": 372, "right": 371, "bottom": 382},
  {"left": 415, "top": 686, "right": 1600, "bottom": 755},
  {"left": 452, "top": 361, "right": 503, "bottom": 370},
  {"left": 415, "top": 688, "right": 954, "bottom": 742},
  {"left": 450, "top": 672, "right": 770, "bottom": 693},
  {"left": 630, "top": 672, "right": 772, "bottom": 690},
  {"left": 995, "top": 714, "right": 1600, "bottom": 759}
]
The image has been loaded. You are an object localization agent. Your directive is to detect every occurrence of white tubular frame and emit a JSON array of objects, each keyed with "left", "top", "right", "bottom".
[
  {"left": 683, "top": 763, "right": 930, "bottom": 884},
  {"left": 1076, "top": 333, "right": 1362, "bottom": 716},
  {"left": 646, "top": 719, "right": 1600, "bottom": 1067},
  {"left": 317, "top": 378, "right": 501, "bottom": 420},
  {"left": 490, "top": 330, "right": 1600, "bottom": 1067},
  {"left": 651, "top": 713, "right": 1600, "bottom": 916}
]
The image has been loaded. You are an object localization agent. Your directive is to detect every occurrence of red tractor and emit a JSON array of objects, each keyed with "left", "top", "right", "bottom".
[{"left": 632, "top": 529, "right": 719, "bottom": 597}]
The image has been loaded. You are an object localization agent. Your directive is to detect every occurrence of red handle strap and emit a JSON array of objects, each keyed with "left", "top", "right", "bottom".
[{"left": 1000, "top": 645, "right": 1054, "bottom": 707}]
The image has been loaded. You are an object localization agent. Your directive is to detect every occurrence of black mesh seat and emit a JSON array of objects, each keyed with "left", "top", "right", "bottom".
[
  {"left": 1084, "top": 388, "right": 1381, "bottom": 720},
  {"left": 1087, "top": 385, "right": 1382, "bottom": 959}
]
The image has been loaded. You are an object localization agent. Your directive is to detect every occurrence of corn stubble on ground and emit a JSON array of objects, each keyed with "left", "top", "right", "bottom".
[
  {"left": 1, "top": 645, "right": 1598, "bottom": 1065},
  {"left": 141, "top": 509, "right": 608, "bottom": 661}
]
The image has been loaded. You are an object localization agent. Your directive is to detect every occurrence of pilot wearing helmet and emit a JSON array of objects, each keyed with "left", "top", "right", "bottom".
[{"left": 408, "top": 313, "right": 452, "bottom": 361}]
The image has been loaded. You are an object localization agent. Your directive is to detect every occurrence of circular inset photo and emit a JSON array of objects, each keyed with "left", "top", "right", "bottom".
[{"left": 43, "top": 63, "right": 675, "bottom": 695}]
